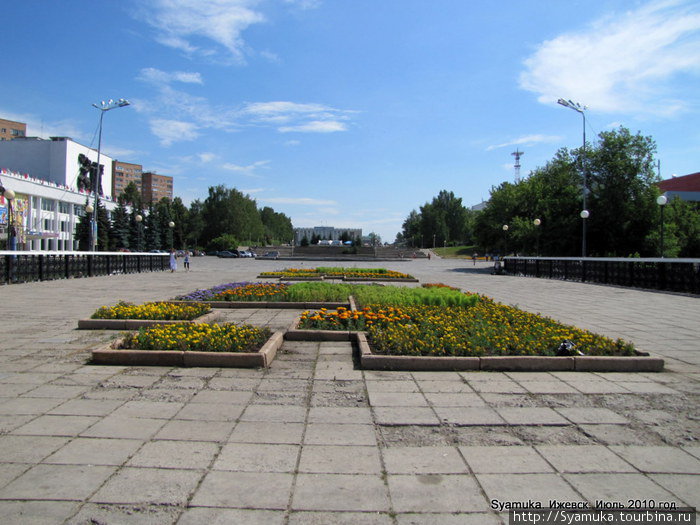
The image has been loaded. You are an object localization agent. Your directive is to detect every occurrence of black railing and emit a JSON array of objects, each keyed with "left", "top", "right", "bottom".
[
  {"left": 1, "top": 252, "right": 169, "bottom": 285},
  {"left": 503, "top": 257, "right": 700, "bottom": 295}
]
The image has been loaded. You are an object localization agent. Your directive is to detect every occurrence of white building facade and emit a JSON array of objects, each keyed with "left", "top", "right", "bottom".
[
  {"left": 293, "top": 226, "right": 362, "bottom": 246},
  {"left": 0, "top": 137, "right": 118, "bottom": 251}
]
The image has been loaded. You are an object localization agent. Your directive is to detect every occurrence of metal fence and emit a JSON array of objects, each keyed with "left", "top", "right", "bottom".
[
  {"left": 1, "top": 252, "right": 169, "bottom": 285},
  {"left": 502, "top": 257, "right": 700, "bottom": 295}
]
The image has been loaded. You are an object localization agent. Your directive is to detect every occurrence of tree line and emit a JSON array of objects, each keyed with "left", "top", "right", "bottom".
[
  {"left": 77, "top": 184, "right": 294, "bottom": 252},
  {"left": 399, "top": 127, "right": 700, "bottom": 257}
]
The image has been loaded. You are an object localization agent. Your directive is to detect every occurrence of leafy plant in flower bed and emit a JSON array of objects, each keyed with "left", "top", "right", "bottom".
[
  {"left": 120, "top": 323, "right": 272, "bottom": 353},
  {"left": 301, "top": 296, "right": 636, "bottom": 357},
  {"left": 91, "top": 301, "right": 211, "bottom": 320}
]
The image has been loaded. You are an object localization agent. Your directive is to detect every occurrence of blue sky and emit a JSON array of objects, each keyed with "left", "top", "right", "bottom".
[{"left": 2, "top": 0, "right": 699, "bottom": 242}]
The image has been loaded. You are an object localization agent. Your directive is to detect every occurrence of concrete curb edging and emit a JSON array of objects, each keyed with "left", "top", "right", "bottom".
[
  {"left": 90, "top": 330, "right": 284, "bottom": 368},
  {"left": 167, "top": 300, "right": 350, "bottom": 310},
  {"left": 77, "top": 311, "right": 220, "bottom": 330},
  {"left": 353, "top": 332, "right": 664, "bottom": 372}
]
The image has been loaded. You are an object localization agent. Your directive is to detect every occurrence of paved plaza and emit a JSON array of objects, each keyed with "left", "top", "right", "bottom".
[{"left": 0, "top": 255, "right": 698, "bottom": 524}]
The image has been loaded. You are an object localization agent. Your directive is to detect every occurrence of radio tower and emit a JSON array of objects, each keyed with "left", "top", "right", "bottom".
[{"left": 511, "top": 149, "right": 524, "bottom": 183}]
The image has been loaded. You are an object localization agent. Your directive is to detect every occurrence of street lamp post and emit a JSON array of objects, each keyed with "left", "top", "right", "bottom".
[
  {"left": 502, "top": 224, "right": 509, "bottom": 256},
  {"left": 168, "top": 221, "right": 175, "bottom": 250},
  {"left": 135, "top": 214, "right": 143, "bottom": 252},
  {"left": 657, "top": 195, "right": 668, "bottom": 257},
  {"left": 557, "top": 98, "right": 588, "bottom": 257},
  {"left": 1, "top": 187, "right": 16, "bottom": 250},
  {"left": 533, "top": 218, "right": 541, "bottom": 255},
  {"left": 88, "top": 98, "right": 130, "bottom": 251}
]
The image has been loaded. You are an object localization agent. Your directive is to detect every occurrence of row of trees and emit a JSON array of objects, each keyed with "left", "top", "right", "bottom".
[
  {"left": 399, "top": 127, "right": 700, "bottom": 257},
  {"left": 77, "top": 184, "right": 294, "bottom": 252}
]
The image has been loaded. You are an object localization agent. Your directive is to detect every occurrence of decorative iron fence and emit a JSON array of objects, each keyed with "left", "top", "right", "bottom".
[
  {"left": 502, "top": 257, "right": 700, "bottom": 295},
  {"left": 1, "top": 252, "right": 169, "bottom": 285}
]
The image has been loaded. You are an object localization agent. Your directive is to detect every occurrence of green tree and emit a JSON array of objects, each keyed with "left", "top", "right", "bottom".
[
  {"left": 119, "top": 181, "right": 142, "bottom": 210},
  {"left": 109, "top": 201, "right": 130, "bottom": 250},
  {"left": 144, "top": 203, "right": 161, "bottom": 250}
]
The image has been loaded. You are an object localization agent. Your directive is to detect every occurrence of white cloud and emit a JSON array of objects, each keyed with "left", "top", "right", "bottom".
[
  {"left": 197, "top": 152, "right": 217, "bottom": 163},
  {"left": 149, "top": 118, "right": 199, "bottom": 146},
  {"left": 135, "top": 0, "right": 266, "bottom": 62},
  {"left": 486, "top": 134, "right": 562, "bottom": 151},
  {"left": 520, "top": 0, "right": 700, "bottom": 115},
  {"left": 242, "top": 101, "right": 354, "bottom": 133},
  {"left": 0, "top": 109, "right": 86, "bottom": 142},
  {"left": 137, "top": 67, "right": 204, "bottom": 85},
  {"left": 279, "top": 120, "right": 347, "bottom": 133},
  {"left": 221, "top": 160, "right": 270, "bottom": 176}
]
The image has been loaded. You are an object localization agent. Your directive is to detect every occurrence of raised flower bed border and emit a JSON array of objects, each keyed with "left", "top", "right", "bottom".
[
  {"left": 78, "top": 310, "right": 221, "bottom": 330},
  {"left": 91, "top": 331, "right": 284, "bottom": 368}
]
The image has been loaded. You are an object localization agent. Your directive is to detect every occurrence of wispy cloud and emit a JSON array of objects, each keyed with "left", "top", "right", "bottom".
[
  {"left": 242, "top": 101, "right": 353, "bottom": 133},
  {"left": 149, "top": 118, "right": 199, "bottom": 146},
  {"left": 221, "top": 160, "right": 271, "bottom": 176},
  {"left": 0, "top": 109, "right": 86, "bottom": 142},
  {"left": 520, "top": 0, "right": 700, "bottom": 115},
  {"left": 136, "top": 71, "right": 355, "bottom": 144},
  {"left": 135, "top": 0, "right": 266, "bottom": 63},
  {"left": 279, "top": 120, "right": 347, "bottom": 133},
  {"left": 486, "top": 134, "right": 562, "bottom": 151}
]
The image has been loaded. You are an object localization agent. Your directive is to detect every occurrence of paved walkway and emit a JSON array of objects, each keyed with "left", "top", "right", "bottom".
[{"left": 0, "top": 256, "right": 698, "bottom": 524}]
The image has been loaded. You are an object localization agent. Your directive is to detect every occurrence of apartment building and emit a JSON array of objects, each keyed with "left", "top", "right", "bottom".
[
  {"left": 141, "top": 171, "right": 173, "bottom": 203},
  {"left": 0, "top": 118, "right": 27, "bottom": 141},
  {"left": 112, "top": 161, "right": 143, "bottom": 198}
]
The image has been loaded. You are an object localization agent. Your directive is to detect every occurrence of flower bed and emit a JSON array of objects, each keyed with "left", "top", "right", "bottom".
[
  {"left": 174, "top": 282, "right": 290, "bottom": 302},
  {"left": 297, "top": 295, "right": 636, "bottom": 358},
  {"left": 91, "top": 301, "right": 211, "bottom": 320},
  {"left": 79, "top": 301, "right": 217, "bottom": 330},
  {"left": 91, "top": 323, "right": 283, "bottom": 367},
  {"left": 257, "top": 267, "right": 417, "bottom": 281}
]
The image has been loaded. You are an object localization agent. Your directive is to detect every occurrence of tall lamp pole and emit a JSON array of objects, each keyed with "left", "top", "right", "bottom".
[
  {"left": 557, "top": 98, "right": 588, "bottom": 257},
  {"left": 1, "top": 186, "right": 16, "bottom": 250},
  {"left": 657, "top": 195, "right": 667, "bottom": 257},
  {"left": 87, "top": 98, "right": 130, "bottom": 251}
]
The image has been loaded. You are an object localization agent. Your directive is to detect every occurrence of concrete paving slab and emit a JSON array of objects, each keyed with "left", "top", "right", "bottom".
[
  {"left": 292, "top": 473, "right": 389, "bottom": 512},
  {"left": 459, "top": 445, "right": 554, "bottom": 473},
  {"left": 0, "top": 501, "right": 81, "bottom": 525},
  {"left": 90, "top": 466, "right": 203, "bottom": 505},
  {"left": 0, "top": 464, "right": 116, "bottom": 500},
  {"left": 178, "top": 507, "right": 286, "bottom": 525},
  {"left": 609, "top": 445, "right": 700, "bottom": 473},
  {"left": 213, "top": 443, "right": 300, "bottom": 472},
  {"left": 127, "top": 440, "right": 219, "bottom": 469},
  {"left": 46, "top": 437, "right": 143, "bottom": 466},
  {"left": 382, "top": 446, "right": 468, "bottom": 474},
  {"left": 387, "top": 474, "right": 487, "bottom": 513},
  {"left": 298, "top": 445, "right": 382, "bottom": 474}
]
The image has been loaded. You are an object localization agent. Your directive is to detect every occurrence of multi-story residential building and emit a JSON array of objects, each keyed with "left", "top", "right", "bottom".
[
  {"left": 293, "top": 226, "right": 362, "bottom": 245},
  {"left": 141, "top": 171, "right": 173, "bottom": 203},
  {"left": 0, "top": 118, "right": 26, "bottom": 141},
  {"left": 112, "top": 161, "right": 143, "bottom": 199}
]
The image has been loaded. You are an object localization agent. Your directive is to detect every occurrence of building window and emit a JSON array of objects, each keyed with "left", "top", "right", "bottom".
[
  {"left": 42, "top": 199, "right": 55, "bottom": 211},
  {"left": 59, "top": 202, "right": 70, "bottom": 214}
]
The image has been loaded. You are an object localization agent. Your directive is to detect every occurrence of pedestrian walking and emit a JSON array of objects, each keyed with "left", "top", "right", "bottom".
[
  {"left": 169, "top": 249, "right": 177, "bottom": 272},
  {"left": 183, "top": 252, "right": 190, "bottom": 272}
]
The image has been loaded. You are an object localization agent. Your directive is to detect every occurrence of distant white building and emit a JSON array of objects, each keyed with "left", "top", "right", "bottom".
[
  {"left": 0, "top": 137, "right": 119, "bottom": 251},
  {"left": 294, "top": 226, "right": 362, "bottom": 246}
]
